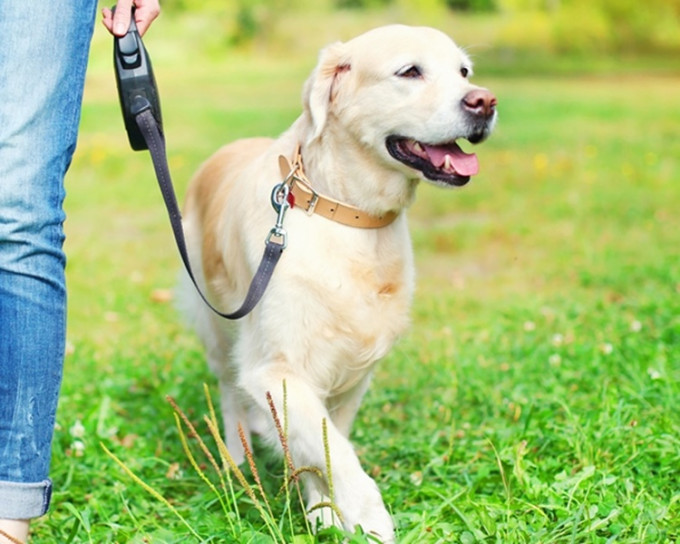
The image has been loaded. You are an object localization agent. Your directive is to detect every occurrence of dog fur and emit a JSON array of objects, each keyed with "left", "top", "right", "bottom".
[{"left": 180, "top": 25, "right": 496, "bottom": 542}]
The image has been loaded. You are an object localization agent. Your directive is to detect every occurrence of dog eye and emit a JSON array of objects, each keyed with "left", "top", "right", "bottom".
[
  {"left": 460, "top": 66, "right": 470, "bottom": 78},
  {"left": 396, "top": 65, "right": 423, "bottom": 79}
]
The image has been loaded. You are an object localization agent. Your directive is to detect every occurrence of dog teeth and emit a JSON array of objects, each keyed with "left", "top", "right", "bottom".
[
  {"left": 412, "top": 141, "right": 425, "bottom": 155},
  {"left": 443, "top": 154, "right": 453, "bottom": 172}
]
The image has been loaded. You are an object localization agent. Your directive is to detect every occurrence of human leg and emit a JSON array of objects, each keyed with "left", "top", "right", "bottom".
[{"left": 0, "top": 0, "right": 97, "bottom": 524}]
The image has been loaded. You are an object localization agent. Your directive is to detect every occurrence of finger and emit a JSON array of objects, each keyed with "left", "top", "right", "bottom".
[
  {"left": 101, "top": 7, "right": 114, "bottom": 34},
  {"left": 134, "top": 1, "right": 161, "bottom": 37},
  {"left": 112, "top": 0, "right": 134, "bottom": 36}
]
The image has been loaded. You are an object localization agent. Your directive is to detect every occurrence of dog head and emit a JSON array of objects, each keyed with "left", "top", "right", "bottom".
[{"left": 303, "top": 25, "right": 497, "bottom": 188}]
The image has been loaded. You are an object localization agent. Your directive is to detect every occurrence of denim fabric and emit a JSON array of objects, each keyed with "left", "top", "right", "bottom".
[{"left": 0, "top": 0, "right": 97, "bottom": 518}]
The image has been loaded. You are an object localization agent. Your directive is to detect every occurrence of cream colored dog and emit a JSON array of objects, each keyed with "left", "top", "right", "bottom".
[{"left": 180, "top": 25, "right": 496, "bottom": 542}]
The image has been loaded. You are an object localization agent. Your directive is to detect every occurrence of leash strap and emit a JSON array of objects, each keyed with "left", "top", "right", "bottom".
[
  {"left": 114, "top": 10, "right": 283, "bottom": 320},
  {"left": 134, "top": 101, "right": 284, "bottom": 320}
]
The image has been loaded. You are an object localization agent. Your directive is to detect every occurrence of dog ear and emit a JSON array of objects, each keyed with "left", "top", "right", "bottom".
[{"left": 303, "top": 41, "right": 351, "bottom": 143}]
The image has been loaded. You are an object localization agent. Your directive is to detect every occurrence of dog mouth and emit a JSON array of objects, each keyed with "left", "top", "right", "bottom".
[{"left": 386, "top": 136, "right": 479, "bottom": 187}]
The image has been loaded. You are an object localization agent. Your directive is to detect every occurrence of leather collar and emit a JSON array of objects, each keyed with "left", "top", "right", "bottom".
[{"left": 278, "top": 146, "right": 399, "bottom": 229}]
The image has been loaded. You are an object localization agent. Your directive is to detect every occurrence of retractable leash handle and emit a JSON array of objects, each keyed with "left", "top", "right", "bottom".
[
  {"left": 113, "top": 8, "right": 286, "bottom": 319},
  {"left": 113, "top": 8, "right": 162, "bottom": 150}
]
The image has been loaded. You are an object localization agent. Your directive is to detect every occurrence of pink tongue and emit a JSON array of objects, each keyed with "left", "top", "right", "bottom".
[{"left": 424, "top": 142, "right": 479, "bottom": 177}]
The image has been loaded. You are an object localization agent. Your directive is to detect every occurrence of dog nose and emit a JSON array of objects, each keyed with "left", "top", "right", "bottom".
[{"left": 462, "top": 89, "right": 497, "bottom": 118}]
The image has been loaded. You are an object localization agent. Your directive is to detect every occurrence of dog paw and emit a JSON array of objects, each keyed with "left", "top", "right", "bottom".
[
  {"left": 307, "top": 482, "right": 394, "bottom": 543},
  {"left": 336, "top": 477, "right": 395, "bottom": 543},
  {"left": 350, "top": 507, "right": 395, "bottom": 544}
]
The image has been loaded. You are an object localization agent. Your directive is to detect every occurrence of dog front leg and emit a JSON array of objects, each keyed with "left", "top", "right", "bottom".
[
  {"left": 240, "top": 368, "right": 395, "bottom": 543},
  {"left": 329, "top": 373, "right": 373, "bottom": 438},
  {"left": 216, "top": 378, "right": 251, "bottom": 466}
]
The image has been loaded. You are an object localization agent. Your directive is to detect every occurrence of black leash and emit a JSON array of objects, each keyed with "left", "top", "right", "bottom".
[{"left": 113, "top": 8, "right": 285, "bottom": 319}]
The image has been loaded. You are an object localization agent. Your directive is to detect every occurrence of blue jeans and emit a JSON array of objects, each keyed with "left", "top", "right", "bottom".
[{"left": 0, "top": 0, "right": 97, "bottom": 519}]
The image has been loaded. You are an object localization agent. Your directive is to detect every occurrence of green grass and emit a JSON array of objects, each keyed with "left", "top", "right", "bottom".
[{"left": 29, "top": 8, "right": 680, "bottom": 544}]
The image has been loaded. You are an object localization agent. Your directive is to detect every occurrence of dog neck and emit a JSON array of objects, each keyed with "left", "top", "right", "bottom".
[
  {"left": 279, "top": 145, "right": 399, "bottom": 229},
  {"left": 288, "top": 124, "right": 418, "bottom": 217}
]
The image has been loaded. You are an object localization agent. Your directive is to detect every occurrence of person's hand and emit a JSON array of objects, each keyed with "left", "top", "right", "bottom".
[{"left": 102, "top": 0, "right": 160, "bottom": 37}]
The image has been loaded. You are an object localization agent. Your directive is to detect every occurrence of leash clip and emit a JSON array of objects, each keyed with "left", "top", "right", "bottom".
[{"left": 267, "top": 183, "right": 291, "bottom": 248}]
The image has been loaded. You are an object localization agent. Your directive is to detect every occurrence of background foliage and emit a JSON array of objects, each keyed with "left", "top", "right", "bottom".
[{"left": 157, "top": 0, "right": 680, "bottom": 53}]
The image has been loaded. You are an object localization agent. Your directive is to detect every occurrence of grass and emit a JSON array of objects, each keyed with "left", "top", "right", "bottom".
[{"left": 28, "top": 7, "right": 680, "bottom": 544}]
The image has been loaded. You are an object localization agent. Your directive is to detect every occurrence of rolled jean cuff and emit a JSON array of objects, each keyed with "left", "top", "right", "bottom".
[{"left": 0, "top": 479, "right": 52, "bottom": 519}]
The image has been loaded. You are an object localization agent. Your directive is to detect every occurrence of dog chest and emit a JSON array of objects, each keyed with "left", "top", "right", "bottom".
[{"left": 262, "top": 222, "right": 414, "bottom": 392}]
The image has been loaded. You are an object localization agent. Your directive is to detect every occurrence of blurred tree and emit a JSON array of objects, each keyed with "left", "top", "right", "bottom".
[
  {"left": 160, "top": 0, "right": 680, "bottom": 53},
  {"left": 446, "top": 0, "right": 497, "bottom": 11},
  {"left": 594, "top": 0, "right": 680, "bottom": 52},
  {"left": 498, "top": 0, "right": 680, "bottom": 53},
  {"left": 395, "top": 0, "right": 448, "bottom": 17},
  {"left": 335, "top": 0, "right": 393, "bottom": 8}
]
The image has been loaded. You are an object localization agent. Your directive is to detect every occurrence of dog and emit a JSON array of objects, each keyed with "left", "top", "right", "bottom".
[{"left": 180, "top": 24, "right": 496, "bottom": 543}]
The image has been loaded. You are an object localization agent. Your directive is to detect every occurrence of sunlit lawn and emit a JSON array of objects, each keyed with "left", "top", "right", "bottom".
[{"left": 31, "top": 9, "right": 680, "bottom": 544}]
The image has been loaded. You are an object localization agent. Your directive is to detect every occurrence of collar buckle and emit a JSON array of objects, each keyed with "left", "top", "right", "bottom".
[{"left": 298, "top": 179, "right": 319, "bottom": 215}]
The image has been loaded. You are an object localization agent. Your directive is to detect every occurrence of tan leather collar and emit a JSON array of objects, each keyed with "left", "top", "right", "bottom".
[{"left": 278, "top": 146, "right": 399, "bottom": 229}]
